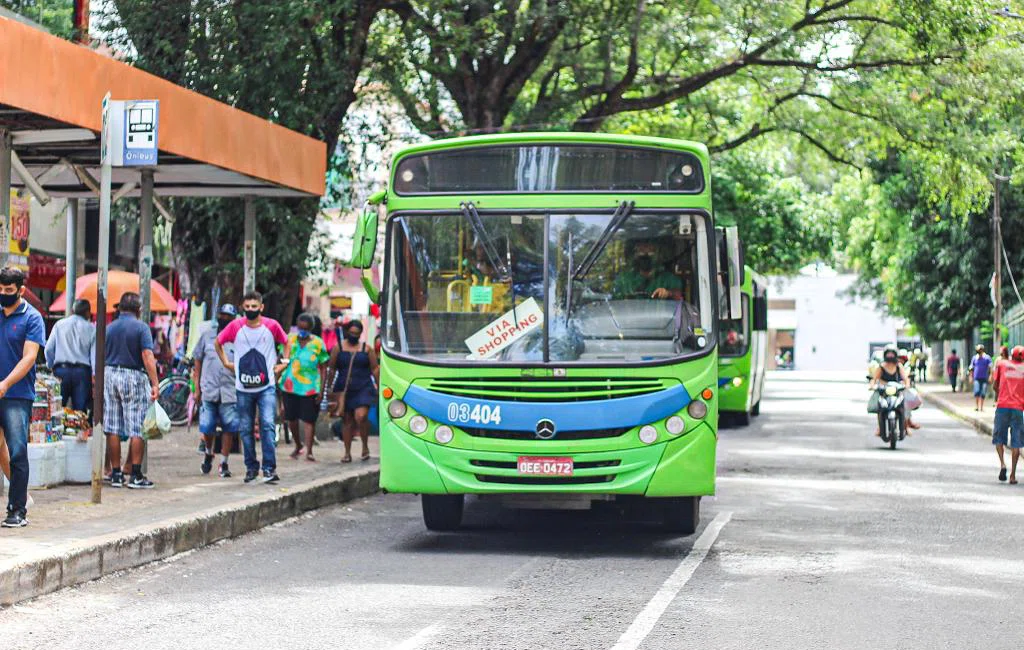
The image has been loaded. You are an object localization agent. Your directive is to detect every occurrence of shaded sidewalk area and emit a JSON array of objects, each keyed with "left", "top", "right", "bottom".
[
  {"left": 1, "top": 428, "right": 379, "bottom": 605},
  {"left": 916, "top": 381, "right": 994, "bottom": 436}
]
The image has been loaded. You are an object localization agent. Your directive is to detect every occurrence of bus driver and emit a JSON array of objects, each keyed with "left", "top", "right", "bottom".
[{"left": 612, "top": 240, "right": 683, "bottom": 300}]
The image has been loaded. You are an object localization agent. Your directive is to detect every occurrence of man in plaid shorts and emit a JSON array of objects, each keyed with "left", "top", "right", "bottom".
[{"left": 104, "top": 292, "right": 160, "bottom": 489}]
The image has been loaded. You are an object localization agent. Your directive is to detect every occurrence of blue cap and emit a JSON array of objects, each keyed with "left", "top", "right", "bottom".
[{"left": 218, "top": 303, "right": 238, "bottom": 317}]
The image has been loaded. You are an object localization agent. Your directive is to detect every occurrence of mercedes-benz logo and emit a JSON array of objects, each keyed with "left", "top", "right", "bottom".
[{"left": 535, "top": 419, "right": 556, "bottom": 440}]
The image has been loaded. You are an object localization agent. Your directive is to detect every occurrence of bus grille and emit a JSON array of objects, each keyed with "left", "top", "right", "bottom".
[
  {"left": 470, "top": 459, "right": 620, "bottom": 485},
  {"left": 474, "top": 474, "right": 617, "bottom": 485},
  {"left": 418, "top": 377, "right": 666, "bottom": 402},
  {"left": 461, "top": 426, "right": 629, "bottom": 440}
]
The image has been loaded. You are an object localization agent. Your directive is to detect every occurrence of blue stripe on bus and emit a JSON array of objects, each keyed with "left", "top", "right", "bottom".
[
  {"left": 718, "top": 377, "right": 732, "bottom": 387},
  {"left": 402, "top": 384, "right": 691, "bottom": 432}
]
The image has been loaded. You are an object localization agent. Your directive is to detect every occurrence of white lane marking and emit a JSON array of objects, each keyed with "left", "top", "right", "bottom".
[
  {"left": 610, "top": 511, "right": 732, "bottom": 650},
  {"left": 392, "top": 623, "right": 442, "bottom": 650}
]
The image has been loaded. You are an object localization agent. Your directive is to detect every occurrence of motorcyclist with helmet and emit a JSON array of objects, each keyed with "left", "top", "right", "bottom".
[{"left": 870, "top": 344, "right": 921, "bottom": 435}]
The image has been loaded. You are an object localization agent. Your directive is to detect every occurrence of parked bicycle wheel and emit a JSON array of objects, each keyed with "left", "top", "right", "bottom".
[{"left": 158, "top": 376, "right": 192, "bottom": 427}]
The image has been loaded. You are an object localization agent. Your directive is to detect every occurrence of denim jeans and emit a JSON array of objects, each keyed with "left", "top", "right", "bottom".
[
  {"left": 2, "top": 399, "right": 32, "bottom": 514},
  {"left": 236, "top": 387, "right": 277, "bottom": 473},
  {"left": 54, "top": 364, "right": 92, "bottom": 412}
]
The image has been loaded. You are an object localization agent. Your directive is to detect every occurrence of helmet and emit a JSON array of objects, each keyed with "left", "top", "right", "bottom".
[
  {"left": 1013, "top": 346, "right": 1024, "bottom": 362},
  {"left": 898, "top": 348, "right": 909, "bottom": 361},
  {"left": 218, "top": 303, "right": 237, "bottom": 317},
  {"left": 883, "top": 345, "right": 899, "bottom": 362}
]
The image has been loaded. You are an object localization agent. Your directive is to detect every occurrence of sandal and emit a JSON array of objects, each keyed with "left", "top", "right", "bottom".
[
  {"left": 999, "top": 467, "right": 1008, "bottom": 482},
  {"left": 306, "top": 455, "right": 317, "bottom": 463},
  {"left": 1011, "top": 477, "right": 1019, "bottom": 485},
  {"left": 289, "top": 448, "right": 303, "bottom": 460},
  {"left": 341, "top": 454, "right": 352, "bottom": 463},
  {"left": 361, "top": 450, "right": 371, "bottom": 461}
]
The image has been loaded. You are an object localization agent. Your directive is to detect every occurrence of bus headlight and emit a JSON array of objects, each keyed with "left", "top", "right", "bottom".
[
  {"left": 388, "top": 400, "right": 408, "bottom": 419},
  {"left": 665, "top": 415, "right": 685, "bottom": 435},
  {"left": 409, "top": 415, "right": 428, "bottom": 434},
  {"left": 639, "top": 425, "right": 658, "bottom": 444},
  {"left": 732, "top": 376, "right": 743, "bottom": 387},
  {"left": 687, "top": 400, "right": 708, "bottom": 420},
  {"left": 434, "top": 425, "right": 454, "bottom": 444}
]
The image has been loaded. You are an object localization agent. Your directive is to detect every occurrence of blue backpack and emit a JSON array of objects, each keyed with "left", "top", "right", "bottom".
[{"left": 237, "top": 329, "right": 271, "bottom": 389}]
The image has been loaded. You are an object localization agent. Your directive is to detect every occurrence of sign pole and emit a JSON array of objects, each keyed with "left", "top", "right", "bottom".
[
  {"left": 0, "top": 128, "right": 11, "bottom": 270},
  {"left": 65, "top": 199, "right": 79, "bottom": 317},
  {"left": 139, "top": 169, "right": 154, "bottom": 323},
  {"left": 92, "top": 93, "right": 113, "bottom": 505}
]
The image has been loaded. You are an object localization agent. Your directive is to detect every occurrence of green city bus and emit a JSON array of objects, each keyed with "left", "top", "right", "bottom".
[
  {"left": 717, "top": 266, "right": 769, "bottom": 425},
  {"left": 349, "top": 133, "right": 744, "bottom": 534}
]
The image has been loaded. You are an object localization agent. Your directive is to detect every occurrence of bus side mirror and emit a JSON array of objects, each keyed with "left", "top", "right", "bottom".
[
  {"left": 753, "top": 295, "right": 768, "bottom": 331},
  {"left": 724, "top": 226, "right": 743, "bottom": 320},
  {"left": 351, "top": 191, "right": 385, "bottom": 269}
]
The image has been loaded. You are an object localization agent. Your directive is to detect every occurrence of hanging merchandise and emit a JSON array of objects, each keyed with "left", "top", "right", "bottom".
[{"left": 186, "top": 297, "right": 206, "bottom": 358}]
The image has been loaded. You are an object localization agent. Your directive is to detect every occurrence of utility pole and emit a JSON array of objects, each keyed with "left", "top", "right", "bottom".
[{"left": 994, "top": 173, "right": 1011, "bottom": 354}]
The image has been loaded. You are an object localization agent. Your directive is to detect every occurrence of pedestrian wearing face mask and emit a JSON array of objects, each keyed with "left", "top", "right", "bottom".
[
  {"left": 280, "top": 313, "right": 329, "bottom": 462},
  {"left": 327, "top": 320, "right": 379, "bottom": 462},
  {"left": 192, "top": 304, "right": 239, "bottom": 478},
  {"left": 215, "top": 291, "right": 288, "bottom": 484}
]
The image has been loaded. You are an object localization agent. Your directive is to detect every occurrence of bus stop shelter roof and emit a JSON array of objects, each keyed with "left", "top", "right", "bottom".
[{"left": 0, "top": 16, "right": 326, "bottom": 199}]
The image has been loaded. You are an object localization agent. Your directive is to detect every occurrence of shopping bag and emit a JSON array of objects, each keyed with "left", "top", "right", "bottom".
[
  {"left": 904, "top": 388, "right": 923, "bottom": 411},
  {"left": 867, "top": 391, "right": 880, "bottom": 414},
  {"left": 143, "top": 402, "right": 172, "bottom": 440}
]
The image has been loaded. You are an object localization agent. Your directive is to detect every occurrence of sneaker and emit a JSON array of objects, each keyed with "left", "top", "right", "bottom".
[
  {"left": 243, "top": 469, "right": 259, "bottom": 483},
  {"left": 1, "top": 510, "right": 28, "bottom": 528},
  {"left": 126, "top": 475, "right": 155, "bottom": 489},
  {"left": 262, "top": 470, "right": 280, "bottom": 484},
  {"left": 201, "top": 454, "right": 214, "bottom": 475},
  {"left": 109, "top": 471, "right": 125, "bottom": 488},
  {"left": 219, "top": 461, "right": 232, "bottom": 478}
]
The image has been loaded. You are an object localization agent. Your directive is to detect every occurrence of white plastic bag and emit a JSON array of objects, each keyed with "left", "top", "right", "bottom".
[{"left": 143, "top": 402, "right": 172, "bottom": 440}]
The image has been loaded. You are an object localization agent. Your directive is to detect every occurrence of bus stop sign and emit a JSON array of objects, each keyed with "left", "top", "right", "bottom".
[{"left": 102, "top": 99, "right": 159, "bottom": 167}]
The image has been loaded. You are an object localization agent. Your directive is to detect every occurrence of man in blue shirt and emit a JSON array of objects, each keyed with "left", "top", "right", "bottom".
[
  {"left": 971, "top": 344, "right": 994, "bottom": 412},
  {"left": 0, "top": 267, "right": 46, "bottom": 528},
  {"left": 104, "top": 292, "right": 160, "bottom": 489},
  {"left": 45, "top": 299, "right": 96, "bottom": 412}
]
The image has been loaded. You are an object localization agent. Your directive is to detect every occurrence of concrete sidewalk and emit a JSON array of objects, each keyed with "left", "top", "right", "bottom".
[
  {"left": 916, "top": 381, "right": 994, "bottom": 436},
  {"left": 0, "top": 427, "right": 379, "bottom": 605}
]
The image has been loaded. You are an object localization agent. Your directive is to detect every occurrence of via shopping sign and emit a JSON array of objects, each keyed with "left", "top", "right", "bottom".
[
  {"left": 464, "top": 297, "right": 544, "bottom": 360},
  {"left": 102, "top": 99, "right": 159, "bottom": 167}
]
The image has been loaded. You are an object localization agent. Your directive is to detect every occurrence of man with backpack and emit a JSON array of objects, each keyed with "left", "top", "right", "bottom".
[{"left": 215, "top": 291, "right": 288, "bottom": 484}]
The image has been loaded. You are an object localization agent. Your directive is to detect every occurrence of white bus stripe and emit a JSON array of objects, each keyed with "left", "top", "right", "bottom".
[{"left": 610, "top": 511, "right": 732, "bottom": 650}]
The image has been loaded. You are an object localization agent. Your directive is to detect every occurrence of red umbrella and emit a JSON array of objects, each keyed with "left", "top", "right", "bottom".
[{"left": 49, "top": 270, "right": 176, "bottom": 315}]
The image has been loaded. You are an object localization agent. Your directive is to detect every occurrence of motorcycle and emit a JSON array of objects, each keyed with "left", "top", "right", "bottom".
[{"left": 876, "top": 381, "right": 906, "bottom": 449}]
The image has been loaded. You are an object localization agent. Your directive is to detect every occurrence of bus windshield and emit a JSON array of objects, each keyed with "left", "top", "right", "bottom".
[{"left": 383, "top": 210, "right": 714, "bottom": 364}]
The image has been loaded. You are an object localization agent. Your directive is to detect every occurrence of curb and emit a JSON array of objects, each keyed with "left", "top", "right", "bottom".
[
  {"left": 919, "top": 390, "right": 992, "bottom": 436},
  {"left": 0, "top": 468, "right": 380, "bottom": 607}
]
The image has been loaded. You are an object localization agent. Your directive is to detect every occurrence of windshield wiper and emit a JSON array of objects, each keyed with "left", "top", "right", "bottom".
[
  {"left": 573, "top": 200, "right": 634, "bottom": 280},
  {"left": 461, "top": 202, "right": 510, "bottom": 279}
]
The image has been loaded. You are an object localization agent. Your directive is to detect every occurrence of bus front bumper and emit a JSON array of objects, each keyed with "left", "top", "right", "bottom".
[{"left": 379, "top": 422, "right": 716, "bottom": 497}]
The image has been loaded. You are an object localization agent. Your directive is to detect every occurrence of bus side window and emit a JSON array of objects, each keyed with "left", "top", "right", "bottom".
[{"left": 753, "top": 295, "right": 769, "bottom": 331}]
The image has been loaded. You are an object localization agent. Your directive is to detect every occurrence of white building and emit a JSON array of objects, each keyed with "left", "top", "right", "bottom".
[{"left": 767, "top": 264, "right": 907, "bottom": 371}]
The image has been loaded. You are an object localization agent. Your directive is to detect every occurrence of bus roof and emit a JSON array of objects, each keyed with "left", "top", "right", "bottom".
[{"left": 391, "top": 132, "right": 709, "bottom": 167}]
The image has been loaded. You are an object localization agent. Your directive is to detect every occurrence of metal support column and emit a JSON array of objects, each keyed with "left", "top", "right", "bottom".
[
  {"left": 92, "top": 98, "right": 114, "bottom": 505},
  {"left": 0, "top": 129, "right": 11, "bottom": 270},
  {"left": 243, "top": 196, "right": 256, "bottom": 294},
  {"left": 65, "top": 199, "right": 79, "bottom": 316},
  {"left": 139, "top": 169, "right": 154, "bottom": 323},
  {"left": 994, "top": 174, "right": 1009, "bottom": 355}
]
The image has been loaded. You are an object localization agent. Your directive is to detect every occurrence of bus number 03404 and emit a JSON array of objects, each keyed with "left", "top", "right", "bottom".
[{"left": 447, "top": 402, "right": 503, "bottom": 425}]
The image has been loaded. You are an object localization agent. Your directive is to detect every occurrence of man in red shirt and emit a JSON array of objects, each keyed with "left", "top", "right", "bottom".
[{"left": 991, "top": 345, "right": 1024, "bottom": 484}]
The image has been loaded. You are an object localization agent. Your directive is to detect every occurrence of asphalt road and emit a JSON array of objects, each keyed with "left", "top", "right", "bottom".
[{"left": 3, "top": 372, "right": 1023, "bottom": 649}]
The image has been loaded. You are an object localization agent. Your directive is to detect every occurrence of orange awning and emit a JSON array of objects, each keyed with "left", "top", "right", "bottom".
[{"left": 0, "top": 16, "right": 326, "bottom": 198}]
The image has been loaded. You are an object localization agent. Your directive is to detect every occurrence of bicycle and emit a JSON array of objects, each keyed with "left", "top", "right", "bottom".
[{"left": 158, "top": 356, "right": 195, "bottom": 427}]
